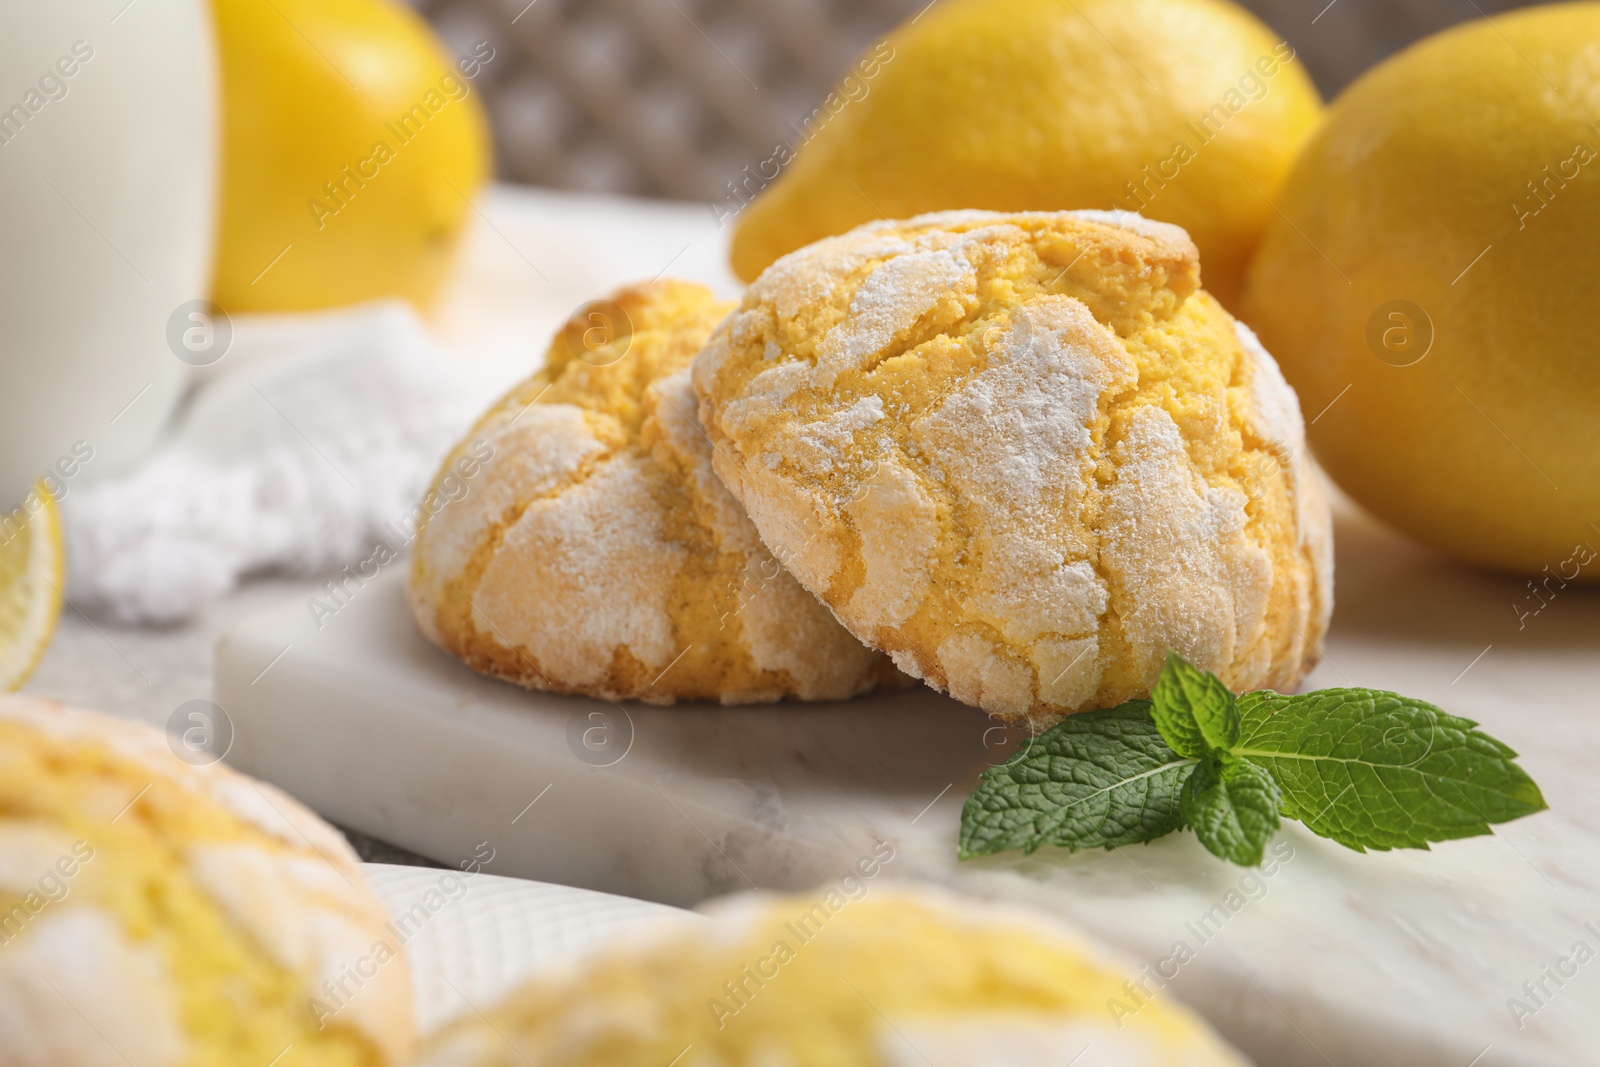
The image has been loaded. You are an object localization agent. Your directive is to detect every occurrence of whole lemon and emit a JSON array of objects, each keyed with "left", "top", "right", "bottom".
[
  {"left": 1242, "top": 3, "right": 1600, "bottom": 576},
  {"left": 728, "top": 0, "right": 1322, "bottom": 309},
  {"left": 211, "top": 0, "right": 491, "bottom": 312}
]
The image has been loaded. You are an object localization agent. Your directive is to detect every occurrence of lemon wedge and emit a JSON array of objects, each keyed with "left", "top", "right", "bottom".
[{"left": 0, "top": 483, "right": 64, "bottom": 691}]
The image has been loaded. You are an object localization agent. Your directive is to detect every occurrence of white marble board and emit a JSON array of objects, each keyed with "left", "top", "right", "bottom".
[{"left": 218, "top": 498, "right": 1600, "bottom": 1067}]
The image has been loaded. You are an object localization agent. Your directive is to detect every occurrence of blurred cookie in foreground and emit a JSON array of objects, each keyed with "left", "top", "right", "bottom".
[
  {"left": 415, "top": 884, "right": 1246, "bottom": 1067},
  {"left": 0, "top": 696, "right": 414, "bottom": 1066},
  {"left": 409, "top": 279, "right": 903, "bottom": 704},
  {"left": 694, "top": 210, "right": 1332, "bottom": 727}
]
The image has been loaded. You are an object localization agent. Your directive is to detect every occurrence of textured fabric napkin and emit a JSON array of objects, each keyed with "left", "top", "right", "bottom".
[{"left": 63, "top": 301, "right": 488, "bottom": 624}]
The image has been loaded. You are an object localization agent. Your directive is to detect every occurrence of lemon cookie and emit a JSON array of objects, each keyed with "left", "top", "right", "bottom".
[
  {"left": 693, "top": 211, "right": 1332, "bottom": 726},
  {"left": 0, "top": 696, "right": 414, "bottom": 1067},
  {"left": 415, "top": 885, "right": 1247, "bottom": 1067},
  {"left": 409, "top": 280, "right": 901, "bottom": 705}
]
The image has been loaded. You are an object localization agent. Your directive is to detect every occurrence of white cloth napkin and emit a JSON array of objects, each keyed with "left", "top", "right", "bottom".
[{"left": 63, "top": 301, "right": 487, "bottom": 624}]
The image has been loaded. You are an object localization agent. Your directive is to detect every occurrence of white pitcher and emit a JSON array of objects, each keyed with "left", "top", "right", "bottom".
[{"left": 0, "top": 0, "right": 216, "bottom": 509}]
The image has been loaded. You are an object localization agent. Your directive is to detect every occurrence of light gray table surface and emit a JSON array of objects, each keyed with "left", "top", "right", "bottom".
[{"left": 16, "top": 185, "right": 1600, "bottom": 1067}]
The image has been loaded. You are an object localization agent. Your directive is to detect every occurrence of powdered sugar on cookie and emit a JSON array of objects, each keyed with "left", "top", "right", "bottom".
[
  {"left": 693, "top": 210, "right": 1332, "bottom": 725},
  {"left": 410, "top": 280, "right": 903, "bottom": 704}
]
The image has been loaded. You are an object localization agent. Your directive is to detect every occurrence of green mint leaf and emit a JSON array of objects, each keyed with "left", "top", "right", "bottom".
[
  {"left": 1180, "top": 753, "right": 1282, "bottom": 866},
  {"left": 1151, "top": 651, "right": 1239, "bottom": 757},
  {"left": 1235, "top": 688, "right": 1549, "bottom": 852},
  {"left": 959, "top": 701, "right": 1197, "bottom": 859}
]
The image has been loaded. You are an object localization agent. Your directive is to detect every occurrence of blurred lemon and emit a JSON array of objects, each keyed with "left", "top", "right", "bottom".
[
  {"left": 211, "top": 0, "right": 491, "bottom": 312},
  {"left": 0, "top": 483, "right": 63, "bottom": 691},
  {"left": 728, "top": 0, "right": 1322, "bottom": 309},
  {"left": 1242, "top": 3, "right": 1600, "bottom": 575}
]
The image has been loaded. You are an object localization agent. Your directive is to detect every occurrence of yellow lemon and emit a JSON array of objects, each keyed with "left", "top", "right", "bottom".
[
  {"left": 728, "top": 0, "right": 1322, "bottom": 309},
  {"left": 0, "top": 483, "right": 63, "bottom": 692},
  {"left": 1242, "top": 3, "right": 1600, "bottom": 576},
  {"left": 211, "top": 0, "right": 491, "bottom": 313}
]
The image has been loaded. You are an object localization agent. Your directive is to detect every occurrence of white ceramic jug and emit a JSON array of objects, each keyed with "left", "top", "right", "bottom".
[{"left": 0, "top": 0, "right": 216, "bottom": 509}]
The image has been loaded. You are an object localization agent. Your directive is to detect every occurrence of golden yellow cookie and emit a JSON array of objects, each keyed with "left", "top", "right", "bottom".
[
  {"left": 694, "top": 211, "right": 1331, "bottom": 726},
  {"left": 0, "top": 696, "right": 414, "bottom": 1067},
  {"left": 415, "top": 885, "right": 1247, "bottom": 1067},
  {"left": 410, "top": 280, "right": 902, "bottom": 705}
]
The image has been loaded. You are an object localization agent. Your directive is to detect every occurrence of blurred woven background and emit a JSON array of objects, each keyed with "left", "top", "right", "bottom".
[{"left": 406, "top": 0, "right": 1543, "bottom": 202}]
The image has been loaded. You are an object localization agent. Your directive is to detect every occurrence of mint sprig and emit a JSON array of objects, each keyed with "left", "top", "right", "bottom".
[
  {"left": 958, "top": 653, "right": 1548, "bottom": 866},
  {"left": 1235, "top": 688, "right": 1547, "bottom": 852},
  {"left": 1152, "top": 652, "right": 1238, "bottom": 756},
  {"left": 1180, "top": 753, "right": 1281, "bottom": 866},
  {"left": 958, "top": 702, "right": 1192, "bottom": 859}
]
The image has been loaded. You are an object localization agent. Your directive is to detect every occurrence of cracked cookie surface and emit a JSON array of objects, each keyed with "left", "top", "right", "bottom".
[
  {"left": 409, "top": 279, "right": 901, "bottom": 705},
  {"left": 0, "top": 696, "right": 413, "bottom": 1067},
  {"left": 693, "top": 211, "right": 1332, "bottom": 726}
]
